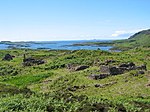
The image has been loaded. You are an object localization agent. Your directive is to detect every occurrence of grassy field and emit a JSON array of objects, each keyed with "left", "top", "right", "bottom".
[{"left": 0, "top": 48, "right": 150, "bottom": 111}]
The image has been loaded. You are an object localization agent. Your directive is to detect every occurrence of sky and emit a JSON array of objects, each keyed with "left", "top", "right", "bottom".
[{"left": 0, "top": 0, "right": 150, "bottom": 41}]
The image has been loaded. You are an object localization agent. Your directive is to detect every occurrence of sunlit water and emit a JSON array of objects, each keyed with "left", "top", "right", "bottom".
[{"left": 0, "top": 40, "right": 113, "bottom": 51}]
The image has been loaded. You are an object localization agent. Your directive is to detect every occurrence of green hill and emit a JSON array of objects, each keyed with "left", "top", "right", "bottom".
[
  {"left": 113, "top": 29, "right": 150, "bottom": 50},
  {"left": 128, "top": 29, "right": 150, "bottom": 46}
]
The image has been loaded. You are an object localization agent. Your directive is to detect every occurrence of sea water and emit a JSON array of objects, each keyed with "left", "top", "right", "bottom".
[{"left": 0, "top": 40, "right": 113, "bottom": 51}]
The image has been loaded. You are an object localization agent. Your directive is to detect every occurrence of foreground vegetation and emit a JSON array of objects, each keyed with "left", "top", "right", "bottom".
[{"left": 0, "top": 46, "right": 150, "bottom": 111}]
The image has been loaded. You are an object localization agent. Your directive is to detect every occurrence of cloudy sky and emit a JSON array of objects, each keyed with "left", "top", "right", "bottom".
[{"left": 0, "top": 0, "right": 150, "bottom": 41}]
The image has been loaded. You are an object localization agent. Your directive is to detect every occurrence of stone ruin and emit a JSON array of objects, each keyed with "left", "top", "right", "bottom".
[
  {"left": 89, "top": 62, "right": 147, "bottom": 80},
  {"left": 2, "top": 54, "right": 14, "bottom": 61},
  {"left": 100, "top": 62, "right": 146, "bottom": 75},
  {"left": 22, "top": 54, "right": 45, "bottom": 66}
]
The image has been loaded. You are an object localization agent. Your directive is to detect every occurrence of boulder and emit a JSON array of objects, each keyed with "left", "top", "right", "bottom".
[
  {"left": 138, "top": 70, "right": 145, "bottom": 74},
  {"left": 23, "top": 57, "right": 45, "bottom": 66},
  {"left": 100, "top": 66, "right": 124, "bottom": 75},
  {"left": 94, "top": 84, "right": 103, "bottom": 88},
  {"left": 23, "top": 57, "right": 35, "bottom": 62},
  {"left": 136, "top": 64, "right": 147, "bottom": 71},
  {"left": 75, "top": 65, "right": 89, "bottom": 71},
  {"left": 2, "top": 54, "right": 13, "bottom": 61},
  {"left": 119, "top": 62, "right": 135, "bottom": 68},
  {"left": 133, "top": 70, "right": 145, "bottom": 76},
  {"left": 100, "top": 65, "right": 110, "bottom": 74},
  {"left": 34, "top": 60, "right": 45, "bottom": 65},
  {"left": 128, "top": 62, "right": 136, "bottom": 67},
  {"left": 109, "top": 67, "right": 124, "bottom": 75},
  {"left": 89, "top": 74, "right": 109, "bottom": 80}
]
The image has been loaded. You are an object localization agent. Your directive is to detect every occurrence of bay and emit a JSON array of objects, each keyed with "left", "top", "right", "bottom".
[{"left": 0, "top": 40, "right": 113, "bottom": 51}]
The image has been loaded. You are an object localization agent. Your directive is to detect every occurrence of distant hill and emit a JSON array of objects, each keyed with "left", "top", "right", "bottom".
[
  {"left": 128, "top": 29, "right": 150, "bottom": 47},
  {"left": 129, "top": 29, "right": 150, "bottom": 39},
  {"left": 113, "top": 29, "right": 150, "bottom": 50}
]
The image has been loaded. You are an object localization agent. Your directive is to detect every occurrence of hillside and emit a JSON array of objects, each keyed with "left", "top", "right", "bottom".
[
  {"left": 113, "top": 29, "right": 150, "bottom": 50},
  {"left": 0, "top": 48, "right": 150, "bottom": 111}
]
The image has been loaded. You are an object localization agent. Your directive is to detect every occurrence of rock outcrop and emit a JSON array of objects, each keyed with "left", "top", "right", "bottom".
[
  {"left": 23, "top": 57, "right": 45, "bottom": 66},
  {"left": 66, "top": 64, "right": 89, "bottom": 71},
  {"left": 2, "top": 54, "right": 14, "bottom": 61},
  {"left": 89, "top": 74, "right": 109, "bottom": 80},
  {"left": 100, "top": 66, "right": 123, "bottom": 75},
  {"left": 75, "top": 65, "right": 89, "bottom": 71},
  {"left": 100, "top": 62, "right": 146, "bottom": 76},
  {"left": 119, "top": 62, "right": 135, "bottom": 68},
  {"left": 90, "top": 62, "right": 147, "bottom": 80}
]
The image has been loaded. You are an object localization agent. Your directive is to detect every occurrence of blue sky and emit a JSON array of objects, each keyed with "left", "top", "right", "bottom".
[{"left": 0, "top": 0, "right": 150, "bottom": 41}]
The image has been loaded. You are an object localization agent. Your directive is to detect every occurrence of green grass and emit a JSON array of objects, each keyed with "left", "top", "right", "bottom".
[
  {"left": 0, "top": 48, "right": 150, "bottom": 111},
  {"left": 2, "top": 72, "right": 53, "bottom": 87},
  {"left": 112, "top": 29, "right": 150, "bottom": 50}
]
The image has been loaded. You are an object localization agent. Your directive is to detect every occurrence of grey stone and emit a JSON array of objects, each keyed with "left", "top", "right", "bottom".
[
  {"left": 109, "top": 67, "right": 124, "bottom": 75},
  {"left": 100, "top": 65, "right": 110, "bottom": 74},
  {"left": 75, "top": 65, "right": 89, "bottom": 71},
  {"left": 2, "top": 54, "right": 13, "bottom": 61},
  {"left": 89, "top": 74, "right": 109, "bottom": 80},
  {"left": 136, "top": 64, "right": 147, "bottom": 71},
  {"left": 23, "top": 57, "right": 45, "bottom": 66},
  {"left": 119, "top": 62, "right": 135, "bottom": 68}
]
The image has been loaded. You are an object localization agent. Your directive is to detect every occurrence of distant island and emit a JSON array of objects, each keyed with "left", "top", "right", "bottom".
[{"left": 70, "top": 29, "right": 150, "bottom": 51}]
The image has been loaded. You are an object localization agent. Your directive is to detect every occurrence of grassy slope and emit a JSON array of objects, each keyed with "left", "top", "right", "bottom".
[
  {"left": 0, "top": 48, "right": 150, "bottom": 111},
  {"left": 112, "top": 29, "right": 150, "bottom": 50}
]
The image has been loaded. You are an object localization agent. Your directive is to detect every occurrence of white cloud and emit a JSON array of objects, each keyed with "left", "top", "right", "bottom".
[{"left": 111, "top": 31, "right": 127, "bottom": 37}]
